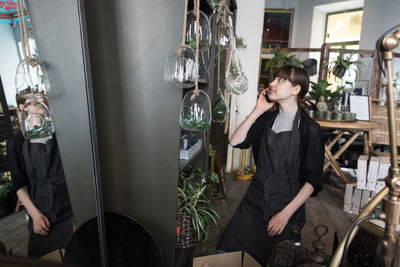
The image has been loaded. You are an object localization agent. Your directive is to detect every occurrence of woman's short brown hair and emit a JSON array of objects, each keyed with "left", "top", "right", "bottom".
[{"left": 274, "top": 65, "right": 309, "bottom": 103}]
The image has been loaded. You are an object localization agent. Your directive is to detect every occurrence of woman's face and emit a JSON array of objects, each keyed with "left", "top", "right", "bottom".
[{"left": 268, "top": 76, "right": 298, "bottom": 102}]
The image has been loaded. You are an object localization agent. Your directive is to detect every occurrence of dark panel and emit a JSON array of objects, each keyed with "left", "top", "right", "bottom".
[
  {"left": 26, "top": 0, "right": 97, "bottom": 226},
  {"left": 83, "top": 1, "right": 183, "bottom": 266}
]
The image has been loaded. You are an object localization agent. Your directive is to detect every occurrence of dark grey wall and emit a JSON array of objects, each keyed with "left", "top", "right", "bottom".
[
  {"left": 83, "top": 1, "right": 183, "bottom": 266},
  {"left": 27, "top": 0, "right": 97, "bottom": 226}
]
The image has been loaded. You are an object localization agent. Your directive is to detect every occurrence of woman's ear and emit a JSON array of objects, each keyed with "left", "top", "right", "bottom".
[{"left": 292, "top": 84, "right": 301, "bottom": 96}]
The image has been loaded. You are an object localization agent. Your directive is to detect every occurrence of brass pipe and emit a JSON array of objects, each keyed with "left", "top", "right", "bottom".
[{"left": 329, "top": 187, "right": 389, "bottom": 267}]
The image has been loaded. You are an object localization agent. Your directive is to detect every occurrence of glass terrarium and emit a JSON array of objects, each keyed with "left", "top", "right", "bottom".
[
  {"left": 186, "top": 10, "right": 211, "bottom": 51},
  {"left": 179, "top": 90, "right": 211, "bottom": 131},
  {"left": 21, "top": 100, "right": 55, "bottom": 139},
  {"left": 216, "top": 23, "right": 233, "bottom": 49},
  {"left": 15, "top": 58, "right": 50, "bottom": 98},
  {"left": 212, "top": 94, "right": 229, "bottom": 123},
  {"left": 164, "top": 44, "right": 197, "bottom": 88},
  {"left": 225, "top": 49, "right": 248, "bottom": 95}
]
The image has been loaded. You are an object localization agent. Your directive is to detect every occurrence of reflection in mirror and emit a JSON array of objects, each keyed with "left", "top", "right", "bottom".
[{"left": 0, "top": 0, "right": 74, "bottom": 262}]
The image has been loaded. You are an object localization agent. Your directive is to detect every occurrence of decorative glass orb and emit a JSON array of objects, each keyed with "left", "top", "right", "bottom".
[
  {"left": 225, "top": 49, "right": 248, "bottom": 95},
  {"left": 186, "top": 10, "right": 211, "bottom": 51},
  {"left": 164, "top": 44, "right": 197, "bottom": 88},
  {"left": 216, "top": 23, "right": 234, "bottom": 49},
  {"left": 179, "top": 90, "right": 211, "bottom": 131},
  {"left": 21, "top": 100, "right": 55, "bottom": 139},
  {"left": 212, "top": 94, "right": 229, "bottom": 123},
  {"left": 15, "top": 58, "right": 50, "bottom": 98}
]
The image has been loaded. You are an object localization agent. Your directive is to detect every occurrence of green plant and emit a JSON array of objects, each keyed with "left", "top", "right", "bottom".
[
  {"left": 24, "top": 120, "right": 54, "bottom": 139},
  {"left": 328, "top": 52, "right": 363, "bottom": 78},
  {"left": 181, "top": 113, "right": 210, "bottom": 130},
  {"left": 0, "top": 176, "right": 11, "bottom": 198},
  {"left": 0, "top": 141, "right": 6, "bottom": 162},
  {"left": 177, "top": 172, "right": 219, "bottom": 242},
  {"left": 309, "top": 80, "right": 333, "bottom": 102},
  {"left": 264, "top": 49, "right": 302, "bottom": 82},
  {"left": 235, "top": 36, "right": 247, "bottom": 49},
  {"left": 188, "top": 40, "right": 210, "bottom": 50},
  {"left": 212, "top": 98, "right": 227, "bottom": 122}
]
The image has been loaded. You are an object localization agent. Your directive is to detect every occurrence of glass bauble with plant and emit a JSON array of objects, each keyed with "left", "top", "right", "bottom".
[
  {"left": 15, "top": 58, "right": 50, "bottom": 98},
  {"left": 186, "top": 10, "right": 211, "bottom": 51},
  {"left": 180, "top": 90, "right": 211, "bottom": 131},
  {"left": 21, "top": 100, "right": 55, "bottom": 139}
]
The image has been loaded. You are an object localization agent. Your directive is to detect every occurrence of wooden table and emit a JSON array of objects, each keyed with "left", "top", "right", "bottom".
[{"left": 315, "top": 119, "right": 381, "bottom": 184}]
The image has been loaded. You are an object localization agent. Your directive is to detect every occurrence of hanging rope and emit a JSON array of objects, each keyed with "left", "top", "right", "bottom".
[
  {"left": 17, "top": 0, "right": 36, "bottom": 66},
  {"left": 177, "top": 0, "right": 189, "bottom": 56},
  {"left": 220, "top": 0, "right": 233, "bottom": 16},
  {"left": 190, "top": 0, "right": 201, "bottom": 100}
]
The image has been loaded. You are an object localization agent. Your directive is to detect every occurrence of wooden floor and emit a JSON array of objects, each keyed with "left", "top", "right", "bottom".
[{"left": 0, "top": 172, "right": 355, "bottom": 262}]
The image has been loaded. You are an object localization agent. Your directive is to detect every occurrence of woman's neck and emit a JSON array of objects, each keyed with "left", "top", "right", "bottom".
[{"left": 279, "top": 100, "right": 299, "bottom": 114}]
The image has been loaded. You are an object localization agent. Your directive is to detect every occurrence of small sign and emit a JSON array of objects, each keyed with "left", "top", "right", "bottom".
[{"left": 350, "top": 95, "right": 370, "bottom": 121}]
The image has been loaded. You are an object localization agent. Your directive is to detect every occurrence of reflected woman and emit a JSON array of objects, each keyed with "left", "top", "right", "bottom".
[{"left": 7, "top": 94, "right": 73, "bottom": 258}]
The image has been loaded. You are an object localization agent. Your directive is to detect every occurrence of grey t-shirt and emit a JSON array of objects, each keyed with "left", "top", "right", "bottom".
[{"left": 271, "top": 110, "right": 299, "bottom": 133}]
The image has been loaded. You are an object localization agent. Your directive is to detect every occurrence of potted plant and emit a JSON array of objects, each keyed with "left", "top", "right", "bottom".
[
  {"left": 264, "top": 49, "right": 302, "bottom": 83},
  {"left": 0, "top": 176, "right": 12, "bottom": 219},
  {"left": 329, "top": 52, "right": 362, "bottom": 78}
]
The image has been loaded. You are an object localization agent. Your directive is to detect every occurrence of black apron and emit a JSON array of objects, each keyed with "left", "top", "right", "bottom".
[
  {"left": 22, "top": 136, "right": 73, "bottom": 258},
  {"left": 218, "top": 109, "right": 305, "bottom": 265}
]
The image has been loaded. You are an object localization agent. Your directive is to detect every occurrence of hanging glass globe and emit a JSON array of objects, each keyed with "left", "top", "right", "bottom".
[
  {"left": 212, "top": 93, "right": 229, "bottom": 123},
  {"left": 21, "top": 100, "right": 55, "bottom": 139},
  {"left": 164, "top": 44, "right": 197, "bottom": 88},
  {"left": 225, "top": 49, "right": 248, "bottom": 95},
  {"left": 217, "top": 23, "right": 234, "bottom": 49},
  {"left": 179, "top": 90, "right": 211, "bottom": 131},
  {"left": 15, "top": 58, "right": 50, "bottom": 98},
  {"left": 186, "top": 10, "right": 211, "bottom": 51}
]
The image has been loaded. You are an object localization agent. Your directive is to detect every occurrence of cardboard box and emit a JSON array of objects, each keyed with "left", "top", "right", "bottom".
[
  {"left": 193, "top": 251, "right": 261, "bottom": 267},
  {"left": 344, "top": 183, "right": 356, "bottom": 213},
  {"left": 366, "top": 157, "right": 380, "bottom": 191},
  {"left": 376, "top": 157, "right": 390, "bottom": 192},
  {"left": 357, "top": 155, "right": 368, "bottom": 189},
  {"left": 351, "top": 188, "right": 363, "bottom": 215},
  {"left": 180, "top": 139, "right": 203, "bottom": 160}
]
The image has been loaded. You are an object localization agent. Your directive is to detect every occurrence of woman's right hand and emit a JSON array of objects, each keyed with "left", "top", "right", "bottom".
[
  {"left": 255, "top": 88, "right": 274, "bottom": 113},
  {"left": 31, "top": 210, "right": 50, "bottom": 236}
]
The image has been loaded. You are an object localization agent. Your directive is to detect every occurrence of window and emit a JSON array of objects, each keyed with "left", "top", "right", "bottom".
[{"left": 325, "top": 9, "right": 363, "bottom": 49}]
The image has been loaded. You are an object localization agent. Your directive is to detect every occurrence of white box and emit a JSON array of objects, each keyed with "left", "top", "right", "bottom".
[
  {"left": 179, "top": 139, "right": 203, "bottom": 160},
  {"left": 376, "top": 157, "right": 390, "bottom": 192},
  {"left": 351, "top": 188, "right": 363, "bottom": 215},
  {"left": 357, "top": 155, "right": 369, "bottom": 189},
  {"left": 360, "top": 190, "right": 371, "bottom": 212},
  {"left": 344, "top": 183, "right": 356, "bottom": 213},
  {"left": 366, "top": 157, "right": 380, "bottom": 191}
]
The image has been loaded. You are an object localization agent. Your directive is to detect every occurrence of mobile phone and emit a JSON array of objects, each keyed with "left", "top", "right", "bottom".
[{"left": 265, "top": 91, "right": 272, "bottom": 103}]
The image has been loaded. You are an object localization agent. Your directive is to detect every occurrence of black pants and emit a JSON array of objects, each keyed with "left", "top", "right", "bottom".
[{"left": 27, "top": 216, "right": 73, "bottom": 258}]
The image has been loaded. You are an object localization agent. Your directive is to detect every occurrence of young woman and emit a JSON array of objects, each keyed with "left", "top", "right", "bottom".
[{"left": 217, "top": 65, "right": 324, "bottom": 265}]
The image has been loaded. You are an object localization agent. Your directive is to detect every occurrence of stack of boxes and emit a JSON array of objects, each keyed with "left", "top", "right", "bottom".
[{"left": 344, "top": 156, "right": 390, "bottom": 215}]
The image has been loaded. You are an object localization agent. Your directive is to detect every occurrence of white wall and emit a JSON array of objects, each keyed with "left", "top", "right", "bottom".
[
  {"left": 225, "top": 0, "right": 265, "bottom": 172},
  {"left": 0, "top": 24, "right": 20, "bottom": 107}
]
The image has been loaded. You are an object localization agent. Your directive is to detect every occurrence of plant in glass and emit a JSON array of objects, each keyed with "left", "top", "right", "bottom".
[
  {"left": 21, "top": 100, "right": 55, "bottom": 139},
  {"left": 225, "top": 49, "right": 248, "bottom": 95},
  {"left": 180, "top": 90, "right": 211, "bottom": 131},
  {"left": 264, "top": 49, "right": 302, "bottom": 83},
  {"left": 15, "top": 57, "right": 50, "bottom": 98},
  {"left": 186, "top": 10, "right": 211, "bottom": 52},
  {"left": 212, "top": 92, "right": 229, "bottom": 123},
  {"left": 164, "top": 44, "right": 197, "bottom": 88}
]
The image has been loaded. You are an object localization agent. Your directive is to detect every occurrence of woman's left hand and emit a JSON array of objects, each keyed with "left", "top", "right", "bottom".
[{"left": 267, "top": 211, "right": 290, "bottom": 237}]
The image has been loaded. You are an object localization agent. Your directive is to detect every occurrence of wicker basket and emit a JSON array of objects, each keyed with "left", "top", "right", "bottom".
[{"left": 176, "top": 212, "right": 197, "bottom": 248}]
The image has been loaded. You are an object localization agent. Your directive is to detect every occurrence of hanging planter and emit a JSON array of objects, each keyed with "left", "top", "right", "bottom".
[
  {"left": 15, "top": 58, "right": 50, "bottom": 98},
  {"left": 216, "top": 23, "right": 233, "bottom": 49},
  {"left": 212, "top": 90, "right": 229, "bottom": 123},
  {"left": 186, "top": 10, "right": 211, "bottom": 51},
  {"left": 179, "top": 90, "right": 211, "bottom": 131},
  {"left": 225, "top": 49, "right": 248, "bottom": 95},
  {"left": 21, "top": 100, "right": 55, "bottom": 139},
  {"left": 164, "top": 44, "right": 197, "bottom": 88}
]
